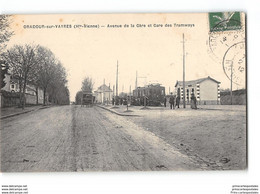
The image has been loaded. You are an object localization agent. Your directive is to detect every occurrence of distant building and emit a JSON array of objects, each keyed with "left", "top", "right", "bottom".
[
  {"left": 94, "top": 84, "right": 113, "bottom": 103},
  {"left": 133, "top": 84, "right": 165, "bottom": 98},
  {"left": 133, "top": 84, "right": 165, "bottom": 106},
  {"left": 1, "top": 73, "right": 45, "bottom": 107},
  {"left": 175, "top": 76, "right": 221, "bottom": 105}
]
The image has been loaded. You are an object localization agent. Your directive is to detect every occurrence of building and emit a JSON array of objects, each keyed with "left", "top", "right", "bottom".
[
  {"left": 94, "top": 84, "right": 113, "bottom": 103},
  {"left": 175, "top": 76, "right": 221, "bottom": 105},
  {"left": 1, "top": 73, "right": 45, "bottom": 107},
  {"left": 133, "top": 84, "right": 165, "bottom": 106}
]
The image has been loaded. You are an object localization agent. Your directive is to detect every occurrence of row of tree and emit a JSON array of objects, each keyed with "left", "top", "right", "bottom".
[{"left": 1, "top": 44, "right": 70, "bottom": 108}]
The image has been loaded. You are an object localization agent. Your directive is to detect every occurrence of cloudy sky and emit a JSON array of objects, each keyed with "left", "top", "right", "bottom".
[{"left": 7, "top": 13, "right": 246, "bottom": 101}]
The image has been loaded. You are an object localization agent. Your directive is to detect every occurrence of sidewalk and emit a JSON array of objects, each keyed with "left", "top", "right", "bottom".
[
  {"left": 97, "top": 104, "right": 140, "bottom": 116},
  {"left": 97, "top": 104, "right": 246, "bottom": 116},
  {"left": 0, "top": 105, "right": 50, "bottom": 119}
]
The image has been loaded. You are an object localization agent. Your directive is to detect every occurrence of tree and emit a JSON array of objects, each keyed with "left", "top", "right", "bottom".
[
  {"left": 2, "top": 44, "right": 70, "bottom": 107},
  {"left": 0, "top": 60, "right": 9, "bottom": 89},
  {"left": 0, "top": 15, "right": 14, "bottom": 51},
  {"left": 36, "top": 46, "right": 57, "bottom": 105},
  {"left": 75, "top": 91, "right": 83, "bottom": 105},
  {"left": 47, "top": 62, "right": 69, "bottom": 105},
  {"left": 2, "top": 44, "right": 38, "bottom": 109},
  {"left": 81, "top": 77, "right": 94, "bottom": 92},
  {"left": 36, "top": 46, "right": 69, "bottom": 105}
]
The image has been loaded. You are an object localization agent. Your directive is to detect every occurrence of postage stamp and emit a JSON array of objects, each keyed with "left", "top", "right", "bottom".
[{"left": 208, "top": 12, "right": 242, "bottom": 32}]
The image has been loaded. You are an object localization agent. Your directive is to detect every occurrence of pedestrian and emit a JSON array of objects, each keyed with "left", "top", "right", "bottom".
[
  {"left": 164, "top": 96, "right": 167, "bottom": 107},
  {"left": 112, "top": 97, "right": 115, "bottom": 105},
  {"left": 190, "top": 93, "right": 197, "bottom": 109},
  {"left": 176, "top": 95, "right": 180, "bottom": 108},
  {"left": 169, "top": 93, "right": 175, "bottom": 109}
]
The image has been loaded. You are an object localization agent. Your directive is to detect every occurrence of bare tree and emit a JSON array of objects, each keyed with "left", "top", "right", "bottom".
[
  {"left": 81, "top": 77, "right": 94, "bottom": 92},
  {"left": 47, "top": 62, "right": 68, "bottom": 104},
  {"left": 36, "top": 46, "right": 69, "bottom": 105},
  {"left": 2, "top": 44, "right": 38, "bottom": 109},
  {"left": 0, "top": 15, "right": 14, "bottom": 51},
  {"left": 36, "top": 46, "right": 57, "bottom": 105}
]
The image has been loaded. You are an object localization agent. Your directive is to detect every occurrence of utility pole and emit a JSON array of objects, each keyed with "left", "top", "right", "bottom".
[
  {"left": 230, "top": 62, "right": 233, "bottom": 105},
  {"left": 109, "top": 83, "right": 111, "bottom": 104},
  {"left": 129, "top": 85, "right": 132, "bottom": 106},
  {"left": 113, "top": 85, "right": 115, "bottom": 96},
  {"left": 116, "top": 60, "right": 118, "bottom": 97},
  {"left": 135, "top": 71, "right": 147, "bottom": 88},
  {"left": 182, "top": 33, "right": 186, "bottom": 108},
  {"left": 135, "top": 71, "right": 138, "bottom": 89},
  {"left": 103, "top": 78, "right": 105, "bottom": 104}
]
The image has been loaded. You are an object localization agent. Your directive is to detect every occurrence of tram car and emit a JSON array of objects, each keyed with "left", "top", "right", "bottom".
[
  {"left": 132, "top": 84, "right": 165, "bottom": 106},
  {"left": 81, "top": 91, "right": 95, "bottom": 107}
]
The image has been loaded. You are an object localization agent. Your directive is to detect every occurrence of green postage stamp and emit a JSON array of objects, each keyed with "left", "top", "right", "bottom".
[{"left": 209, "top": 12, "right": 242, "bottom": 32}]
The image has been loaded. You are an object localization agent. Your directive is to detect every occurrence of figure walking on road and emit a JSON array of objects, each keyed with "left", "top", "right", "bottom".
[
  {"left": 164, "top": 96, "right": 167, "bottom": 107},
  {"left": 190, "top": 93, "right": 197, "bottom": 109},
  {"left": 169, "top": 93, "right": 175, "bottom": 109},
  {"left": 175, "top": 95, "right": 180, "bottom": 108}
]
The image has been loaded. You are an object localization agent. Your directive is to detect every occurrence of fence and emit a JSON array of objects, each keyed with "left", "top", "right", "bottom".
[
  {"left": 220, "top": 89, "right": 246, "bottom": 105},
  {"left": 0, "top": 90, "right": 43, "bottom": 107}
]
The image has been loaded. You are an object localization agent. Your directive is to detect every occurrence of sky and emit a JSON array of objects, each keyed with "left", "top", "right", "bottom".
[{"left": 6, "top": 13, "right": 246, "bottom": 101}]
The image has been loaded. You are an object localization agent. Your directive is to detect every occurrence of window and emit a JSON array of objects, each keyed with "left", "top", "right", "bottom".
[{"left": 11, "top": 84, "right": 14, "bottom": 89}]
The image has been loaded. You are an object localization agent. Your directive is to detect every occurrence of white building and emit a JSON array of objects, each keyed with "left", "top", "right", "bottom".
[
  {"left": 1, "top": 73, "right": 45, "bottom": 106},
  {"left": 94, "top": 84, "right": 113, "bottom": 103},
  {"left": 175, "top": 76, "right": 221, "bottom": 105}
]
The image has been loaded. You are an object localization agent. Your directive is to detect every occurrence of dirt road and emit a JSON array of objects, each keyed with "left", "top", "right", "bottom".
[{"left": 1, "top": 105, "right": 206, "bottom": 172}]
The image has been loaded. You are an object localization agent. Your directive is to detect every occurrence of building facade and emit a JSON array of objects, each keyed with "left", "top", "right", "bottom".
[
  {"left": 94, "top": 84, "right": 113, "bottom": 103},
  {"left": 133, "top": 84, "right": 165, "bottom": 106},
  {"left": 1, "top": 74, "right": 45, "bottom": 107},
  {"left": 175, "top": 76, "right": 220, "bottom": 105}
]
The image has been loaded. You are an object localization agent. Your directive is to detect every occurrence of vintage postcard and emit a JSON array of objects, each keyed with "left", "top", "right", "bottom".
[{"left": 0, "top": 12, "right": 246, "bottom": 172}]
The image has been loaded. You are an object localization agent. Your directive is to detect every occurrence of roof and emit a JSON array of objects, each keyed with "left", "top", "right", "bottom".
[
  {"left": 175, "top": 76, "right": 220, "bottom": 87},
  {"left": 134, "top": 84, "right": 165, "bottom": 90},
  {"left": 95, "top": 84, "right": 112, "bottom": 92}
]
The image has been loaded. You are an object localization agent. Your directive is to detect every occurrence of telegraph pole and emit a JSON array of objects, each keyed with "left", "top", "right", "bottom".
[
  {"left": 182, "top": 33, "right": 186, "bottom": 108},
  {"left": 129, "top": 85, "right": 132, "bottom": 106},
  {"left": 230, "top": 62, "right": 233, "bottom": 105},
  {"left": 135, "top": 71, "right": 138, "bottom": 89},
  {"left": 113, "top": 85, "right": 115, "bottom": 96},
  {"left": 103, "top": 79, "right": 105, "bottom": 104},
  {"left": 109, "top": 83, "right": 111, "bottom": 104},
  {"left": 116, "top": 60, "right": 118, "bottom": 97}
]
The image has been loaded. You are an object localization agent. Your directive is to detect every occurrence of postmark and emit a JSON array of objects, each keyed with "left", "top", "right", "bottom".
[
  {"left": 208, "top": 21, "right": 245, "bottom": 61},
  {"left": 222, "top": 41, "right": 246, "bottom": 86}
]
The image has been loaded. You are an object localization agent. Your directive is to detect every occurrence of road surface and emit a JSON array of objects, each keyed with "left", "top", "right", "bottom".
[{"left": 1, "top": 105, "right": 207, "bottom": 172}]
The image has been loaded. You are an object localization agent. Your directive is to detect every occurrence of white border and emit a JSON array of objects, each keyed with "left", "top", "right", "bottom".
[{"left": 1, "top": 0, "right": 259, "bottom": 193}]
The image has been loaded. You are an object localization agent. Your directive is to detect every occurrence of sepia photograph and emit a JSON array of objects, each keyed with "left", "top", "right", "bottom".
[{"left": 0, "top": 12, "right": 246, "bottom": 172}]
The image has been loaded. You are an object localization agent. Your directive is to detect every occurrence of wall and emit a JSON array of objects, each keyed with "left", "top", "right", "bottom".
[
  {"left": 220, "top": 89, "right": 246, "bottom": 105},
  {"left": 199, "top": 80, "right": 218, "bottom": 101},
  {"left": 0, "top": 91, "right": 20, "bottom": 107},
  {"left": 2, "top": 74, "right": 11, "bottom": 92}
]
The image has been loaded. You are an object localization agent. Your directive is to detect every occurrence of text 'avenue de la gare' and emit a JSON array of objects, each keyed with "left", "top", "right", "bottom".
[{"left": 23, "top": 23, "right": 195, "bottom": 29}]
